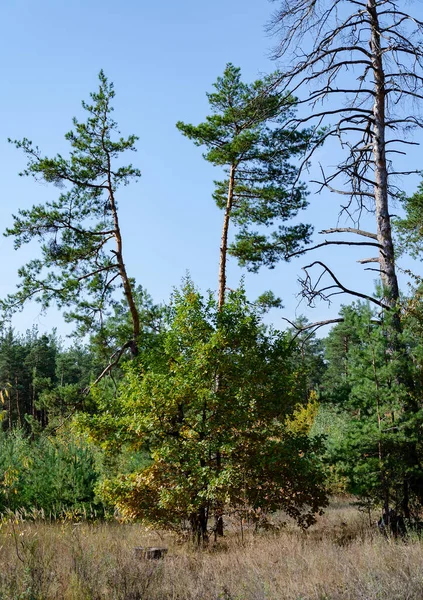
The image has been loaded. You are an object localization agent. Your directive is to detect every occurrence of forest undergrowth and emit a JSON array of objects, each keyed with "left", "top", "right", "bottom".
[{"left": 1, "top": 498, "right": 423, "bottom": 600}]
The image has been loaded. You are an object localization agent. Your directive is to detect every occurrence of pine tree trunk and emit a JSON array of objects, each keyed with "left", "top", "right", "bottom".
[
  {"left": 106, "top": 156, "right": 140, "bottom": 353},
  {"left": 214, "top": 163, "right": 237, "bottom": 536},
  {"left": 368, "top": 0, "right": 400, "bottom": 308},
  {"left": 218, "top": 164, "right": 236, "bottom": 310},
  {"left": 15, "top": 376, "right": 21, "bottom": 427},
  {"left": 368, "top": 1, "right": 419, "bottom": 518},
  {"left": 8, "top": 391, "right": 11, "bottom": 431}
]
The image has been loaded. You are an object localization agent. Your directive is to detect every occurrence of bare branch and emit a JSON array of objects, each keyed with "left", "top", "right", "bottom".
[
  {"left": 283, "top": 316, "right": 346, "bottom": 344},
  {"left": 84, "top": 340, "right": 135, "bottom": 393},
  {"left": 300, "top": 261, "right": 390, "bottom": 310},
  {"left": 319, "top": 228, "right": 378, "bottom": 240},
  {"left": 287, "top": 238, "right": 382, "bottom": 260},
  {"left": 357, "top": 257, "right": 380, "bottom": 264},
  {"left": 282, "top": 317, "right": 346, "bottom": 332}
]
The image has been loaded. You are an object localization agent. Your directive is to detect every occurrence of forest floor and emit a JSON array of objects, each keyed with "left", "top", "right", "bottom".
[{"left": 1, "top": 498, "right": 423, "bottom": 599}]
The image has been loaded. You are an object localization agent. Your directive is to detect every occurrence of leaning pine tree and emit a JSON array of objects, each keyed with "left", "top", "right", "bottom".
[{"left": 5, "top": 71, "right": 142, "bottom": 365}]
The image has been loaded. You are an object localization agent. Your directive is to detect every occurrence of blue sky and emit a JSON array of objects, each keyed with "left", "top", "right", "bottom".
[{"left": 1, "top": 0, "right": 422, "bottom": 338}]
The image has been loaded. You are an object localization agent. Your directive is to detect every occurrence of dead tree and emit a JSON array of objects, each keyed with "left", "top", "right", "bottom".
[
  {"left": 268, "top": 0, "right": 423, "bottom": 518},
  {"left": 268, "top": 0, "right": 423, "bottom": 309}
]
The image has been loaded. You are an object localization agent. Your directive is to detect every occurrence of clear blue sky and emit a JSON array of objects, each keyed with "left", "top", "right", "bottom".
[{"left": 1, "top": 0, "right": 422, "bottom": 338}]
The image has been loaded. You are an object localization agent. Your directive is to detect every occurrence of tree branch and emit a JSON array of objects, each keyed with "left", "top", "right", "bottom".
[
  {"left": 300, "top": 261, "right": 390, "bottom": 309},
  {"left": 283, "top": 316, "right": 346, "bottom": 343},
  {"left": 357, "top": 257, "right": 380, "bottom": 264},
  {"left": 319, "top": 228, "right": 378, "bottom": 240},
  {"left": 287, "top": 238, "right": 382, "bottom": 260},
  {"left": 84, "top": 340, "right": 135, "bottom": 393}
]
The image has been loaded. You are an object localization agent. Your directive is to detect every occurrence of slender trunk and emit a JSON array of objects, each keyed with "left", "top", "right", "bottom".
[
  {"left": 15, "top": 376, "right": 21, "bottom": 428},
  {"left": 402, "top": 480, "right": 410, "bottom": 520},
  {"left": 214, "top": 449, "right": 224, "bottom": 539},
  {"left": 32, "top": 368, "right": 36, "bottom": 420},
  {"left": 214, "top": 163, "right": 236, "bottom": 536},
  {"left": 368, "top": 0, "right": 399, "bottom": 308},
  {"left": 343, "top": 337, "right": 349, "bottom": 379},
  {"left": 106, "top": 163, "right": 140, "bottom": 354},
  {"left": 8, "top": 390, "right": 11, "bottom": 431},
  {"left": 218, "top": 164, "right": 236, "bottom": 310}
]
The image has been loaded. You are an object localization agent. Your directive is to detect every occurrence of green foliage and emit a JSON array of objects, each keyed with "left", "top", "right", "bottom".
[
  {"left": 320, "top": 309, "right": 362, "bottom": 406},
  {"left": 320, "top": 303, "right": 423, "bottom": 514},
  {"left": 0, "top": 327, "right": 96, "bottom": 431},
  {"left": 88, "top": 285, "right": 164, "bottom": 364},
  {"left": 5, "top": 70, "right": 141, "bottom": 337},
  {"left": 0, "top": 428, "right": 102, "bottom": 515},
  {"left": 286, "top": 317, "right": 326, "bottom": 402},
  {"left": 177, "top": 63, "right": 314, "bottom": 272},
  {"left": 286, "top": 391, "right": 320, "bottom": 436},
  {"left": 395, "top": 180, "right": 423, "bottom": 260},
  {"left": 91, "top": 282, "right": 327, "bottom": 538}
]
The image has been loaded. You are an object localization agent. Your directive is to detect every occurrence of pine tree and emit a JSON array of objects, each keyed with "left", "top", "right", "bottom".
[
  {"left": 321, "top": 304, "right": 423, "bottom": 520},
  {"left": 177, "top": 64, "right": 313, "bottom": 309},
  {"left": 268, "top": 0, "right": 423, "bottom": 310},
  {"left": 5, "top": 71, "right": 141, "bottom": 356}
]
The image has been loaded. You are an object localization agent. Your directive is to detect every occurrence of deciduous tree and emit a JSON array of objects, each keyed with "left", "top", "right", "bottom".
[{"left": 95, "top": 283, "right": 328, "bottom": 543}]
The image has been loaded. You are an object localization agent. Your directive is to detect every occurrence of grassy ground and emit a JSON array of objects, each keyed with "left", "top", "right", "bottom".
[{"left": 1, "top": 499, "right": 422, "bottom": 599}]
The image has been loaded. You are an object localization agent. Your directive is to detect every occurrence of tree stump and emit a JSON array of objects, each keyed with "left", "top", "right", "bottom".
[{"left": 134, "top": 547, "right": 168, "bottom": 560}]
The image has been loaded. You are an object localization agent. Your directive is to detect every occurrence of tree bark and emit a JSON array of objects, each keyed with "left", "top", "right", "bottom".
[
  {"left": 368, "top": 0, "right": 400, "bottom": 307},
  {"left": 15, "top": 376, "right": 21, "bottom": 427},
  {"left": 218, "top": 164, "right": 236, "bottom": 310},
  {"left": 105, "top": 155, "right": 140, "bottom": 354},
  {"left": 191, "top": 506, "right": 209, "bottom": 545},
  {"left": 214, "top": 163, "right": 237, "bottom": 536}
]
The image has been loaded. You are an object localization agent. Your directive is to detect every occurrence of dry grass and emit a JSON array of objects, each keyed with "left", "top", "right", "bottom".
[{"left": 1, "top": 499, "right": 423, "bottom": 599}]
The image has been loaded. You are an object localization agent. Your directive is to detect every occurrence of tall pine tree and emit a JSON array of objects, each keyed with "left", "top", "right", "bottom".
[{"left": 177, "top": 64, "right": 313, "bottom": 309}]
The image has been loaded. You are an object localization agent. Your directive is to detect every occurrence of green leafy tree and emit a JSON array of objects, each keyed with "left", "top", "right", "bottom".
[
  {"left": 34, "top": 287, "right": 165, "bottom": 426},
  {"left": 177, "top": 64, "right": 313, "bottom": 309},
  {"left": 6, "top": 71, "right": 141, "bottom": 356},
  {"left": 90, "top": 282, "right": 327, "bottom": 543}
]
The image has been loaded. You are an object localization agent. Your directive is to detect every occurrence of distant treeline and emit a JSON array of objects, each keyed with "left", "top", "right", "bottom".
[{"left": 0, "top": 328, "right": 95, "bottom": 432}]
